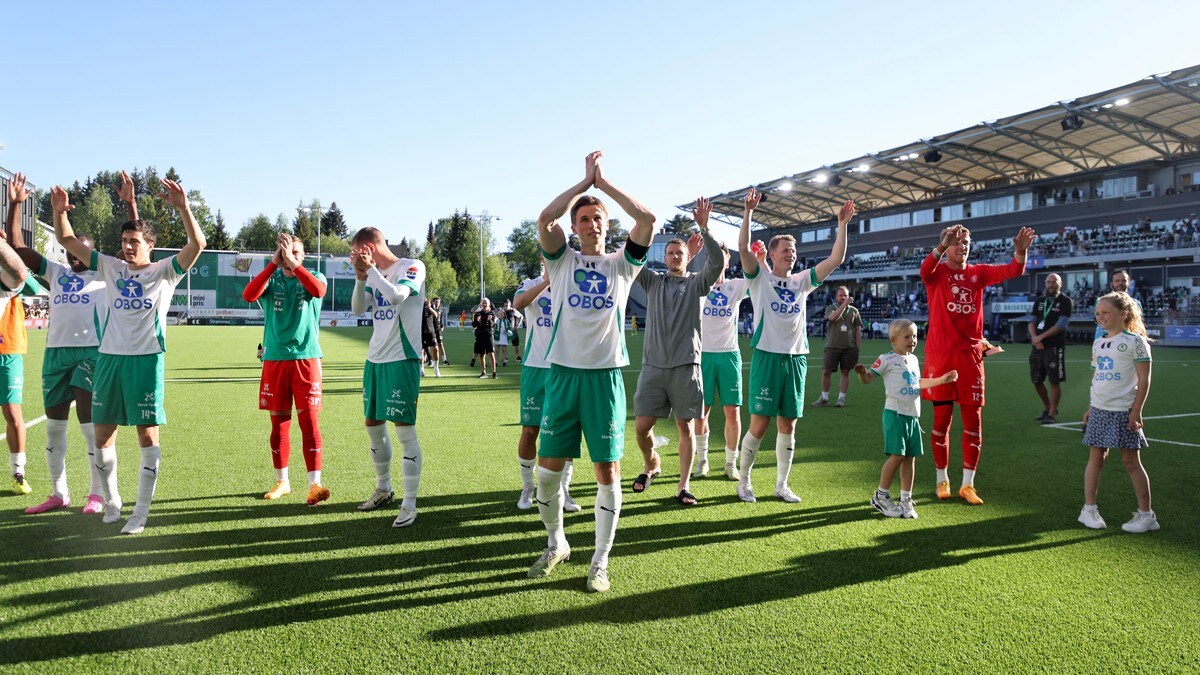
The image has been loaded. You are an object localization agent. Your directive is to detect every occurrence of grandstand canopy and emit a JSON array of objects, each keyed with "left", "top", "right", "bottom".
[{"left": 685, "top": 64, "right": 1200, "bottom": 229}]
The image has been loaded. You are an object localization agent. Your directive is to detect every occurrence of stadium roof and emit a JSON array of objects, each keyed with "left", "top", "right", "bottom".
[{"left": 684, "top": 64, "right": 1200, "bottom": 229}]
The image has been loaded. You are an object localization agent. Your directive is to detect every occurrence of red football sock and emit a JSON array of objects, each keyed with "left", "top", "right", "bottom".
[
  {"left": 298, "top": 409, "right": 323, "bottom": 472},
  {"left": 960, "top": 404, "right": 982, "bottom": 470},
  {"left": 931, "top": 402, "right": 954, "bottom": 470},
  {"left": 270, "top": 414, "right": 292, "bottom": 470}
]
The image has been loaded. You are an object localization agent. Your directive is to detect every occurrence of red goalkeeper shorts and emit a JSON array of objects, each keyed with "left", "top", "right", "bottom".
[
  {"left": 921, "top": 347, "right": 986, "bottom": 406},
  {"left": 259, "top": 358, "right": 323, "bottom": 412}
]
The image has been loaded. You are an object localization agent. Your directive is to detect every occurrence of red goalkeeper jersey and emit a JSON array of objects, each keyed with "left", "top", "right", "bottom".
[{"left": 920, "top": 253, "right": 1025, "bottom": 355}]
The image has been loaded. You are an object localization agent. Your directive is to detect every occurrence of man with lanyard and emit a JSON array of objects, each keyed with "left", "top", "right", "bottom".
[
  {"left": 350, "top": 227, "right": 426, "bottom": 528},
  {"left": 512, "top": 261, "right": 578, "bottom": 512},
  {"left": 528, "top": 151, "right": 655, "bottom": 593},
  {"left": 1028, "top": 273, "right": 1072, "bottom": 425},
  {"left": 242, "top": 232, "right": 330, "bottom": 505},
  {"left": 630, "top": 197, "right": 723, "bottom": 506},
  {"left": 737, "top": 189, "right": 857, "bottom": 504},
  {"left": 472, "top": 299, "right": 497, "bottom": 378},
  {"left": 6, "top": 171, "right": 103, "bottom": 513},
  {"left": 813, "top": 285, "right": 863, "bottom": 408},
  {"left": 51, "top": 176, "right": 207, "bottom": 535},
  {"left": 694, "top": 243, "right": 750, "bottom": 481}
]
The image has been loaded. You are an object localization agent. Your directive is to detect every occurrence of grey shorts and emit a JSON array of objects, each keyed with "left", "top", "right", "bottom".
[{"left": 634, "top": 363, "right": 704, "bottom": 420}]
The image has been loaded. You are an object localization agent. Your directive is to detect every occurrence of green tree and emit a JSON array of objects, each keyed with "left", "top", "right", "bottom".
[
  {"left": 661, "top": 213, "right": 695, "bottom": 235},
  {"left": 209, "top": 210, "right": 232, "bottom": 250},
  {"left": 292, "top": 209, "right": 318, "bottom": 251},
  {"left": 507, "top": 218, "right": 541, "bottom": 279},
  {"left": 421, "top": 253, "right": 459, "bottom": 303},
  {"left": 72, "top": 187, "right": 116, "bottom": 251},
  {"left": 318, "top": 232, "right": 351, "bottom": 256},
  {"left": 321, "top": 202, "right": 348, "bottom": 237},
  {"left": 483, "top": 253, "right": 518, "bottom": 299},
  {"left": 33, "top": 220, "right": 50, "bottom": 255},
  {"left": 235, "top": 214, "right": 281, "bottom": 251},
  {"left": 604, "top": 217, "right": 627, "bottom": 253}
]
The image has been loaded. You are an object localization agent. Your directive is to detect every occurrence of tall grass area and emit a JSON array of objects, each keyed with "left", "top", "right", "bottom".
[{"left": 1, "top": 325, "right": 1198, "bottom": 672}]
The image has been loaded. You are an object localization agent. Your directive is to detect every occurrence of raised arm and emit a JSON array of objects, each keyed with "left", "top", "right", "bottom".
[
  {"left": 537, "top": 152, "right": 598, "bottom": 254},
  {"left": 50, "top": 186, "right": 96, "bottom": 265},
  {"left": 4, "top": 172, "right": 44, "bottom": 272},
  {"left": 0, "top": 236, "right": 29, "bottom": 291},
  {"left": 162, "top": 179, "right": 206, "bottom": 271},
  {"left": 738, "top": 189, "right": 763, "bottom": 276},
  {"left": 693, "top": 198, "right": 724, "bottom": 288},
  {"left": 349, "top": 247, "right": 373, "bottom": 315},
  {"left": 117, "top": 171, "right": 139, "bottom": 223},
  {"left": 813, "top": 200, "right": 857, "bottom": 282},
  {"left": 278, "top": 232, "right": 326, "bottom": 298},
  {"left": 593, "top": 154, "right": 656, "bottom": 246}
]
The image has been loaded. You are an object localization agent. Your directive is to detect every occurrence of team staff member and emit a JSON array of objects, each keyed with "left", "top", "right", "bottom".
[
  {"left": 472, "top": 299, "right": 497, "bottom": 378},
  {"left": 0, "top": 207, "right": 42, "bottom": 497},
  {"left": 813, "top": 286, "right": 862, "bottom": 408},
  {"left": 1028, "top": 273, "right": 1072, "bottom": 425}
]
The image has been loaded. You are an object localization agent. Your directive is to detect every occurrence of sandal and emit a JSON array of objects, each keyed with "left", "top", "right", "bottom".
[
  {"left": 632, "top": 469, "right": 661, "bottom": 493},
  {"left": 675, "top": 489, "right": 698, "bottom": 506}
]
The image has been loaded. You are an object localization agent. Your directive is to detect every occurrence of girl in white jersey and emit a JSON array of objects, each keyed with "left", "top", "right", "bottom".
[{"left": 1079, "top": 292, "right": 1158, "bottom": 533}]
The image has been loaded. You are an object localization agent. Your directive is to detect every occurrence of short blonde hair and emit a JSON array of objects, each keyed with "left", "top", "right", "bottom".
[
  {"left": 768, "top": 234, "right": 796, "bottom": 252},
  {"left": 888, "top": 318, "right": 916, "bottom": 341}
]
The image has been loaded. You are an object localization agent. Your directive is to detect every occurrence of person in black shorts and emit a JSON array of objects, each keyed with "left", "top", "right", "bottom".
[
  {"left": 431, "top": 297, "right": 449, "bottom": 365},
  {"left": 421, "top": 299, "right": 441, "bottom": 377},
  {"left": 472, "top": 299, "right": 497, "bottom": 378},
  {"left": 1028, "top": 273, "right": 1073, "bottom": 424}
]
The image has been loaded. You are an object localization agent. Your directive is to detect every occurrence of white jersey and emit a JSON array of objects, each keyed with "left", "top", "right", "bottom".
[
  {"left": 361, "top": 259, "right": 426, "bottom": 364},
  {"left": 868, "top": 351, "right": 922, "bottom": 417},
  {"left": 41, "top": 259, "right": 104, "bottom": 349},
  {"left": 518, "top": 276, "right": 553, "bottom": 369},
  {"left": 701, "top": 278, "right": 750, "bottom": 353},
  {"left": 1090, "top": 331, "right": 1152, "bottom": 411},
  {"left": 90, "top": 251, "right": 185, "bottom": 355},
  {"left": 747, "top": 267, "right": 821, "bottom": 355},
  {"left": 543, "top": 244, "right": 645, "bottom": 369}
]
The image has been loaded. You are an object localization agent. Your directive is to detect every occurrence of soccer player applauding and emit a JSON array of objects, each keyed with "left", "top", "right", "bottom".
[
  {"left": 920, "top": 224, "right": 1035, "bottom": 504},
  {"left": 242, "top": 232, "right": 329, "bottom": 505},
  {"left": 51, "top": 175, "right": 206, "bottom": 535}
]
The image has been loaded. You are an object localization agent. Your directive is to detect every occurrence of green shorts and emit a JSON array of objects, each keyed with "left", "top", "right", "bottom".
[
  {"left": 747, "top": 350, "right": 807, "bottom": 419},
  {"left": 0, "top": 354, "right": 24, "bottom": 406},
  {"left": 882, "top": 409, "right": 924, "bottom": 457},
  {"left": 92, "top": 353, "right": 166, "bottom": 426},
  {"left": 538, "top": 365, "right": 625, "bottom": 464},
  {"left": 701, "top": 351, "right": 742, "bottom": 408},
  {"left": 362, "top": 359, "right": 421, "bottom": 424},
  {"left": 519, "top": 365, "right": 549, "bottom": 426},
  {"left": 42, "top": 346, "right": 98, "bottom": 407}
]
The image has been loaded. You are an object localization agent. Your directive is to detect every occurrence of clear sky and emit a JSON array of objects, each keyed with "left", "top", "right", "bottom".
[{"left": 4, "top": 1, "right": 1197, "bottom": 250}]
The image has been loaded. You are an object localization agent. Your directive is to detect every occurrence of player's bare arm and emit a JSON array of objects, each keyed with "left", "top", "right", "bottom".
[
  {"left": 117, "top": 170, "right": 139, "bottom": 223},
  {"left": 50, "top": 186, "right": 95, "bottom": 265},
  {"left": 537, "top": 151, "right": 598, "bottom": 254},
  {"left": 814, "top": 200, "right": 857, "bottom": 281},
  {"left": 164, "top": 178, "right": 206, "bottom": 271},
  {"left": 738, "top": 188, "right": 763, "bottom": 276},
  {"left": 4, "top": 172, "right": 43, "bottom": 271},
  {"left": 593, "top": 154, "right": 656, "bottom": 246},
  {"left": 0, "top": 234, "right": 29, "bottom": 290}
]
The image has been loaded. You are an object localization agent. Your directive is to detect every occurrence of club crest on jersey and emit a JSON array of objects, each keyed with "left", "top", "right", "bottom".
[
  {"left": 573, "top": 269, "right": 608, "bottom": 295},
  {"left": 117, "top": 277, "right": 144, "bottom": 298},
  {"left": 58, "top": 273, "right": 85, "bottom": 292},
  {"left": 872, "top": 357, "right": 883, "bottom": 369}
]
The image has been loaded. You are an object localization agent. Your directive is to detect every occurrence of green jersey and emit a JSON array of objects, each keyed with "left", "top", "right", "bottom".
[{"left": 258, "top": 268, "right": 325, "bottom": 361}]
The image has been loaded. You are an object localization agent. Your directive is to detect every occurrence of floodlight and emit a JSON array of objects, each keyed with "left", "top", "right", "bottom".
[{"left": 923, "top": 149, "right": 942, "bottom": 163}]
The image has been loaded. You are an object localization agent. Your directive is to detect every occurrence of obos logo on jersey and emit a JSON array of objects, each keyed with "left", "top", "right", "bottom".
[
  {"left": 946, "top": 284, "right": 976, "bottom": 314},
  {"left": 535, "top": 296, "right": 553, "bottom": 327},
  {"left": 770, "top": 284, "right": 801, "bottom": 314},
  {"left": 373, "top": 288, "right": 396, "bottom": 321},
  {"left": 1094, "top": 355, "right": 1120, "bottom": 381},
  {"left": 113, "top": 277, "right": 152, "bottom": 310},
  {"left": 705, "top": 290, "right": 732, "bottom": 317},
  {"left": 568, "top": 267, "right": 613, "bottom": 310},
  {"left": 55, "top": 272, "right": 91, "bottom": 305},
  {"left": 900, "top": 370, "right": 920, "bottom": 396}
]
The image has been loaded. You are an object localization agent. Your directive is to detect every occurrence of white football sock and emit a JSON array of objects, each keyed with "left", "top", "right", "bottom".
[
  {"left": 696, "top": 432, "right": 710, "bottom": 465},
  {"left": 818, "top": 391, "right": 829, "bottom": 399},
  {"left": 519, "top": 458, "right": 535, "bottom": 491},
  {"left": 900, "top": 490, "right": 913, "bottom": 501},
  {"left": 962, "top": 469, "right": 976, "bottom": 488},
  {"left": 935, "top": 467, "right": 949, "bottom": 484},
  {"left": 133, "top": 445, "right": 161, "bottom": 518},
  {"left": 837, "top": 392, "right": 846, "bottom": 402},
  {"left": 739, "top": 433, "right": 762, "bottom": 487},
  {"left": 10, "top": 451, "right": 26, "bottom": 476},
  {"left": 877, "top": 485, "right": 890, "bottom": 495},
  {"left": 307, "top": 470, "right": 321, "bottom": 487},
  {"left": 366, "top": 424, "right": 392, "bottom": 492},
  {"left": 775, "top": 431, "right": 795, "bottom": 490},
  {"left": 45, "top": 419, "right": 69, "bottom": 500},
  {"left": 725, "top": 447, "right": 738, "bottom": 467},
  {"left": 561, "top": 459, "right": 574, "bottom": 489},
  {"left": 79, "top": 423, "right": 100, "bottom": 495},
  {"left": 276, "top": 467, "right": 289, "bottom": 483},
  {"left": 536, "top": 466, "right": 566, "bottom": 549},
  {"left": 394, "top": 425, "right": 422, "bottom": 508},
  {"left": 96, "top": 445, "right": 121, "bottom": 507},
  {"left": 592, "top": 481, "right": 621, "bottom": 568}
]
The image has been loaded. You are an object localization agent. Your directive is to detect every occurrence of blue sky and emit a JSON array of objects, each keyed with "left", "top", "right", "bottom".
[{"left": 4, "top": 1, "right": 1197, "bottom": 250}]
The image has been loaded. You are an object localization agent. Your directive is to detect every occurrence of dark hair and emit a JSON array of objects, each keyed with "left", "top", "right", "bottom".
[
  {"left": 121, "top": 220, "right": 157, "bottom": 246},
  {"left": 352, "top": 227, "right": 384, "bottom": 245},
  {"left": 666, "top": 238, "right": 687, "bottom": 252},
  {"left": 570, "top": 195, "right": 607, "bottom": 224}
]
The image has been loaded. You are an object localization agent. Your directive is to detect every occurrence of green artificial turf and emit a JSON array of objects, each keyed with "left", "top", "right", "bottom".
[{"left": 1, "top": 326, "right": 1198, "bottom": 672}]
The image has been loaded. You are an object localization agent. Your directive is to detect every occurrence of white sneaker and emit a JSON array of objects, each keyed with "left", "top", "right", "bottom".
[
  {"left": 586, "top": 563, "right": 610, "bottom": 593},
  {"left": 562, "top": 492, "right": 582, "bottom": 513},
  {"left": 737, "top": 484, "right": 757, "bottom": 503},
  {"left": 1121, "top": 510, "right": 1160, "bottom": 533},
  {"left": 693, "top": 460, "right": 709, "bottom": 479},
  {"left": 392, "top": 505, "right": 418, "bottom": 528},
  {"left": 899, "top": 497, "right": 918, "bottom": 519},
  {"left": 775, "top": 486, "right": 802, "bottom": 503},
  {"left": 1078, "top": 505, "right": 1106, "bottom": 529},
  {"left": 121, "top": 513, "right": 147, "bottom": 535},
  {"left": 834, "top": 398, "right": 846, "bottom": 408},
  {"left": 434, "top": 366, "right": 442, "bottom": 378},
  {"left": 724, "top": 463, "right": 741, "bottom": 481},
  {"left": 871, "top": 492, "right": 902, "bottom": 518},
  {"left": 517, "top": 488, "right": 534, "bottom": 510},
  {"left": 102, "top": 503, "right": 123, "bottom": 524},
  {"left": 528, "top": 546, "right": 571, "bottom": 578},
  {"left": 358, "top": 488, "right": 394, "bottom": 511}
]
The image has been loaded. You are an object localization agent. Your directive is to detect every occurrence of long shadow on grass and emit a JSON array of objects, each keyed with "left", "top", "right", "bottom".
[{"left": 0, "top": 498, "right": 871, "bottom": 662}]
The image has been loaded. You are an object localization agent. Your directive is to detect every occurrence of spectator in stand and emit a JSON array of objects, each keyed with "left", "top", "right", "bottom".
[{"left": 1028, "top": 274, "right": 1073, "bottom": 425}]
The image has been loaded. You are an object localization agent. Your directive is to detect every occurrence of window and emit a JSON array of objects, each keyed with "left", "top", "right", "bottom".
[
  {"left": 972, "top": 195, "right": 1014, "bottom": 217},
  {"left": 1018, "top": 192, "right": 1033, "bottom": 210},
  {"left": 942, "top": 204, "right": 964, "bottom": 221},
  {"left": 1101, "top": 176, "right": 1136, "bottom": 198},
  {"left": 867, "top": 213, "right": 909, "bottom": 232},
  {"left": 912, "top": 209, "right": 935, "bottom": 226}
]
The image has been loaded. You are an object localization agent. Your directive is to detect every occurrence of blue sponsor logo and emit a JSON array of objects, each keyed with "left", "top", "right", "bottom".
[
  {"left": 708, "top": 290, "right": 729, "bottom": 307},
  {"left": 773, "top": 286, "right": 796, "bottom": 304},
  {"left": 117, "top": 277, "right": 143, "bottom": 298},
  {"left": 537, "top": 297, "right": 552, "bottom": 315},
  {"left": 112, "top": 277, "right": 152, "bottom": 310},
  {"left": 568, "top": 268, "right": 614, "bottom": 311},
  {"left": 1097, "top": 356, "right": 1114, "bottom": 371},
  {"left": 374, "top": 290, "right": 391, "bottom": 308},
  {"left": 59, "top": 273, "right": 84, "bottom": 293},
  {"left": 55, "top": 273, "right": 91, "bottom": 305}
]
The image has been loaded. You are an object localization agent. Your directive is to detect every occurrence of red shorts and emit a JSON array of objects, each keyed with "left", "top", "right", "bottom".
[
  {"left": 922, "top": 347, "right": 986, "bottom": 406},
  {"left": 259, "top": 359, "right": 323, "bottom": 412}
]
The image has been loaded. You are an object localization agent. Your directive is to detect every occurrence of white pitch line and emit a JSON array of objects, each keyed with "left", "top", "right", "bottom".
[
  {"left": 0, "top": 401, "right": 76, "bottom": 441},
  {"left": 1045, "top": 412, "right": 1200, "bottom": 448}
]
